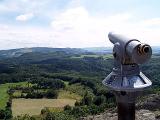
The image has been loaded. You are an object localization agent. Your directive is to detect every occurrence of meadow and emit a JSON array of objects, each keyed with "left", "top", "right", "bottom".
[
  {"left": 10, "top": 82, "right": 83, "bottom": 116},
  {"left": 58, "top": 90, "right": 82, "bottom": 101},
  {"left": 0, "top": 82, "right": 27, "bottom": 109},
  {"left": 12, "top": 98, "right": 76, "bottom": 116}
]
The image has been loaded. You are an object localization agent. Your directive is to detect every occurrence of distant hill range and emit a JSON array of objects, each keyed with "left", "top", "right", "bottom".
[
  {"left": 0, "top": 46, "right": 159, "bottom": 59},
  {"left": 83, "top": 47, "right": 112, "bottom": 54},
  {"left": 0, "top": 47, "right": 87, "bottom": 59},
  {"left": 83, "top": 46, "right": 160, "bottom": 54}
]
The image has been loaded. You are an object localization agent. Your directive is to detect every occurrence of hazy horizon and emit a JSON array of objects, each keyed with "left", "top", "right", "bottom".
[{"left": 0, "top": 45, "right": 160, "bottom": 51}]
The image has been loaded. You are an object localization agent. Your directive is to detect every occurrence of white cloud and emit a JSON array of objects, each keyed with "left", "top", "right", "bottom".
[
  {"left": 50, "top": 7, "right": 135, "bottom": 47},
  {"left": 141, "top": 18, "right": 160, "bottom": 26},
  {"left": 50, "top": 6, "right": 160, "bottom": 47},
  {"left": 0, "top": 4, "right": 160, "bottom": 49},
  {"left": 16, "top": 13, "right": 34, "bottom": 21},
  {"left": 0, "top": 25, "right": 60, "bottom": 50},
  {"left": 0, "top": 0, "right": 53, "bottom": 18}
]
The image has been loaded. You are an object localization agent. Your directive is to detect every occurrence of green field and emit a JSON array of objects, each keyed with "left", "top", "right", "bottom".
[
  {"left": 65, "top": 83, "right": 94, "bottom": 97},
  {"left": 58, "top": 90, "right": 82, "bottom": 101},
  {"left": 12, "top": 98, "right": 76, "bottom": 116},
  {"left": 13, "top": 90, "right": 22, "bottom": 98},
  {"left": 0, "top": 82, "right": 27, "bottom": 109},
  {"left": 0, "top": 84, "right": 9, "bottom": 109}
]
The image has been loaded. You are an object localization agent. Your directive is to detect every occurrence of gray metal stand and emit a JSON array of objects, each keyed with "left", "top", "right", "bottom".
[
  {"left": 102, "top": 32, "right": 152, "bottom": 120},
  {"left": 118, "top": 102, "right": 135, "bottom": 120}
]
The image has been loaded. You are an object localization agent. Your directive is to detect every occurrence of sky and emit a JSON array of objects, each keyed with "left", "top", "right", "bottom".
[{"left": 0, "top": 0, "right": 160, "bottom": 49}]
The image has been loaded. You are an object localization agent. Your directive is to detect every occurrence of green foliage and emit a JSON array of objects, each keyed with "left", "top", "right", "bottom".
[
  {"left": 0, "top": 109, "right": 5, "bottom": 119},
  {"left": 0, "top": 106, "right": 12, "bottom": 119},
  {"left": 65, "top": 83, "right": 94, "bottom": 97},
  {"left": 23, "top": 89, "right": 58, "bottom": 99},
  {"left": 64, "top": 105, "right": 72, "bottom": 111},
  {"left": 65, "top": 104, "right": 106, "bottom": 118},
  {"left": 58, "top": 90, "right": 82, "bottom": 101},
  {"left": 13, "top": 114, "right": 36, "bottom": 120},
  {"left": 46, "top": 89, "right": 58, "bottom": 99},
  {"left": 81, "top": 92, "right": 93, "bottom": 106},
  {"left": 41, "top": 108, "right": 75, "bottom": 120},
  {"left": 93, "top": 95, "right": 106, "bottom": 106},
  {"left": 141, "top": 55, "right": 160, "bottom": 88},
  {"left": 25, "top": 91, "right": 43, "bottom": 99},
  {"left": 30, "top": 78, "right": 65, "bottom": 89},
  {"left": 75, "top": 101, "right": 80, "bottom": 106},
  {"left": 70, "top": 106, "right": 89, "bottom": 117}
]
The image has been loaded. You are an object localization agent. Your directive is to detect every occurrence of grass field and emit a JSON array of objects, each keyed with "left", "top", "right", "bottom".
[
  {"left": 0, "top": 82, "right": 27, "bottom": 109},
  {"left": 65, "top": 83, "right": 94, "bottom": 97},
  {"left": 12, "top": 98, "right": 76, "bottom": 116},
  {"left": 58, "top": 90, "right": 82, "bottom": 101},
  {"left": 0, "top": 84, "right": 10, "bottom": 109}
]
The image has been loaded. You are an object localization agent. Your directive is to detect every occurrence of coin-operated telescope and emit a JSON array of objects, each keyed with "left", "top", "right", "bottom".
[{"left": 103, "top": 32, "right": 152, "bottom": 120}]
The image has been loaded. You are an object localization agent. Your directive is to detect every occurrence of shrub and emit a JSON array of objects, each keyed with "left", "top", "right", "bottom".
[
  {"left": 64, "top": 105, "right": 72, "bottom": 111},
  {"left": 0, "top": 110, "right": 5, "bottom": 119},
  {"left": 93, "top": 95, "right": 106, "bottom": 106},
  {"left": 46, "top": 89, "right": 58, "bottom": 99}
]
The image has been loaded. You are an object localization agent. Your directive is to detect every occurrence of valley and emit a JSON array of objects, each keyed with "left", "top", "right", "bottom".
[{"left": 0, "top": 47, "right": 159, "bottom": 120}]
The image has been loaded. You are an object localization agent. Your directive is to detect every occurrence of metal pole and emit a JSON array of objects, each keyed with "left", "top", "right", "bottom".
[{"left": 118, "top": 102, "right": 135, "bottom": 120}]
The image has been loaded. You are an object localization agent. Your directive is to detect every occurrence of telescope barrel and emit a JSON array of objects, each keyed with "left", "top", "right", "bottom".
[
  {"left": 108, "top": 32, "right": 136, "bottom": 47},
  {"left": 108, "top": 32, "right": 152, "bottom": 64}
]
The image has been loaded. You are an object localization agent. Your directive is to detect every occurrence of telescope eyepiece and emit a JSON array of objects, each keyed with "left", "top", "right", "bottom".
[
  {"left": 138, "top": 44, "right": 151, "bottom": 55},
  {"left": 143, "top": 46, "right": 149, "bottom": 53}
]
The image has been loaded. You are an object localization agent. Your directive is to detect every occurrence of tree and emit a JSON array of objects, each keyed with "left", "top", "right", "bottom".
[
  {"left": 81, "top": 92, "right": 93, "bottom": 105},
  {"left": 0, "top": 110, "right": 5, "bottom": 119},
  {"left": 94, "top": 95, "right": 106, "bottom": 106},
  {"left": 46, "top": 89, "right": 58, "bottom": 99},
  {"left": 64, "top": 105, "right": 72, "bottom": 111},
  {"left": 75, "top": 101, "right": 80, "bottom": 106},
  {"left": 45, "top": 112, "right": 56, "bottom": 120}
]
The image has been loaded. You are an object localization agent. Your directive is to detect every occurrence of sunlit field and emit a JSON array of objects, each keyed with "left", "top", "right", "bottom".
[{"left": 12, "top": 98, "right": 76, "bottom": 116}]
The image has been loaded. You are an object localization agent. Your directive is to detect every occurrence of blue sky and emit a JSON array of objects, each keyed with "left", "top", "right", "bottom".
[{"left": 0, "top": 0, "right": 160, "bottom": 49}]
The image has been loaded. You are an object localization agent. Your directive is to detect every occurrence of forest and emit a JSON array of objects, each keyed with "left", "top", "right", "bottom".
[{"left": 0, "top": 47, "right": 159, "bottom": 120}]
